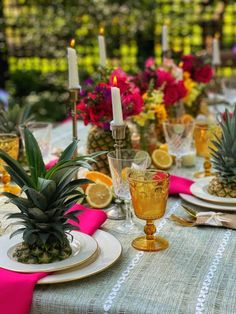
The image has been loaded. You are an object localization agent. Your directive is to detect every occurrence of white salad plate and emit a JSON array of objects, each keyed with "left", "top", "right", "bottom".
[
  {"left": 180, "top": 193, "right": 236, "bottom": 212},
  {"left": 190, "top": 177, "right": 236, "bottom": 204},
  {"left": 0, "top": 231, "right": 98, "bottom": 273},
  {"left": 38, "top": 229, "right": 122, "bottom": 284}
]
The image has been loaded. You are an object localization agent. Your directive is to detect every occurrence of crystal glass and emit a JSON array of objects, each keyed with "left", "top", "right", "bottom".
[
  {"left": 194, "top": 123, "right": 221, "bottom": 178},
  {"left": 222, "top": 78, "right": 236, "bottom": 107},
  {"left": 163, "top": 121, "right": 195, "bottom": 168},
  {"left": 19, "top": 122, "right": 52, "bottom": 161},
  {"left": 128, "top": 169, "right": 169, "bottom": 252},
  {"left": 107, "top": 149, "right": 149, "bottom": 234},
  {"left": 0, "top": 134, "right": 20, "bottom": 195}
]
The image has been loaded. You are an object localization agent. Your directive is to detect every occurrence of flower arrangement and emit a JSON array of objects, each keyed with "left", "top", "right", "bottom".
[
  {"left": 77, "top": 68, "right": 143, "bottom": 129},
  {"left": 181, "top": 55, "right": 214, "bottom": 114},
  {"left": 133, "top": 55, "right": 214, "bottom": 129},
  {"left": 133, "top": 57, "right": 187, "bottom": 128}
]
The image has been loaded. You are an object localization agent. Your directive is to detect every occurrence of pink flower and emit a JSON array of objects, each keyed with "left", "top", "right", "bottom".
[{"left": 145, "top": 57, "right": 155, "bottom": 69}]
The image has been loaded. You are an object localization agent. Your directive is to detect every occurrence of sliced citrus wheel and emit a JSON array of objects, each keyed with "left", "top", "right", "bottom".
[
  {"left": 85, "top": 171, "right": 113, "bottom": 187},
  {"left": 152, "top": 149, "right": 173, "bottom": 170},
  {"left": 86, "top": 183, "right": 113, "bottom": 208}
]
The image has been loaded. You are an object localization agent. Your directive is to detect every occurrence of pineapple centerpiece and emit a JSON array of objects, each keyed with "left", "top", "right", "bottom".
[
  {"left": 208, "top": 108, "right": 236, "bottom": 198},
  {"left": 0, "top": 128, "right": 99, "bottom": 264}
]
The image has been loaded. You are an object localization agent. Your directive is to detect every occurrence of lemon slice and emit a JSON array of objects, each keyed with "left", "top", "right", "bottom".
[
  {"left": 86, "top": 183, "right": 113, "bottom": 209},
  {"left": 152, "top": 149, "right": 173, "bottom": 170}
]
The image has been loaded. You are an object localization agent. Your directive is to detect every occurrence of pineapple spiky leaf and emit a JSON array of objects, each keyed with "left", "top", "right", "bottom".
[{"left": 24, "top": 127, "right": 46, "bottom": 185}]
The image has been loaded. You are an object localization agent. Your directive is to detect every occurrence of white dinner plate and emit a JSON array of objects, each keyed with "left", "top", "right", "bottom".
[
  {"left": 38, "top": 229, "right": 122, "bottom": 284},
  {"left": 180, "top": 193, "right": 236, "bottom": 212},
  {"left": 190, "top": 177, "right": 236, "bottom": 204},
  {"left": 0, "top": 231, "right": 98, "bottom": 273}
]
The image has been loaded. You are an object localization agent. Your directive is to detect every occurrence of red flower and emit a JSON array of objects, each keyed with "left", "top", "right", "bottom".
[
  {"left": 221, "top": 111, "right": 233, "bottom": 121},
  {"left": 176, "top": 81, "right": 188, "bottom": 99},
  {"left": 77, "top": 68, "right": 143, "bottom": 128},
  {"left": 182, "top": 55, "right": 196, "bottom": 72},
  {"left": 193, "top": 64, "right": 213, "bottom": 83},
  {"left": 164, "top": 84, "right": 180, "bottom": 106},
  {"left": 156, "top": 69, "right": 175, "bottom": 88},
  {"left": 163, "top": 81, "right": 187, "bottom": 106}
]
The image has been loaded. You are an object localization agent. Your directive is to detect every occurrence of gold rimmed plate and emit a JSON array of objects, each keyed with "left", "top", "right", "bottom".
[
  {"left": 180, "top": 193, "right": 236, "bottom": 212},
  {"left": 0, "top": 231, "right": 98, "bottom": 273},
  {"left": 190, "top": 177, "right": 236, "bottom": 205},
  {"left": 37, "top": 230, "right": 122, "bottom": 284}
]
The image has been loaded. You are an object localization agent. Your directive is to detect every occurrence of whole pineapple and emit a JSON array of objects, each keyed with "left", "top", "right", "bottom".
[
  {"left": 0, "top": 128, "right": 100, "bottom": 264},
  {"left": 0, "top": 104, "right": 33, "bottom": 134},
  {"left": 87, "top": 125, "right": 132, "bottom": 174},
  {"left": 208, "top": 108, "right": 236, "bottom": 198}
]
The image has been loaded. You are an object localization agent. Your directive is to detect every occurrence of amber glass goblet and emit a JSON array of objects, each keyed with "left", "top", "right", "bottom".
[
  {"left": 128, "top": 170, "right": 169, "bottom": 252},
  {"left": 194, "top": 123, "right": 221, "bottom": 178},
  {"left": 0, "top": 134, "right": 20, "bottom": 195}
]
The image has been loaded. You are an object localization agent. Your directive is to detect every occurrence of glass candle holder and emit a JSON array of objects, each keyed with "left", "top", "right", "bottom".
[{"left": 128, "top": 169, "right": 169, "bottom": 252}]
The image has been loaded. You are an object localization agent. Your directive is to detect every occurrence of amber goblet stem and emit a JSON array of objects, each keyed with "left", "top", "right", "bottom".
[
  {"left": 204, "top": 156, "right": 213, "bottom": 177},
  {"left": 144, "top": 220, "right": 156, "bottom": 241}
]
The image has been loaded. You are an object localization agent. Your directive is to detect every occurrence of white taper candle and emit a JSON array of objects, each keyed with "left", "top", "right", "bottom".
[
  {"left": 98, "top": 28, "right": 107, "bottom": 67},
  {"left": 212, "top": 37, "right": 221, "bottom": 66},
  {"left": 67, "top": 41, "right": 80, "bottom": 90},
  {"left": 162, "top": 25, "right": 169, "bottom": 53},
  {"left": 111, "top": 77, "right": 124, "bottom": 125}
]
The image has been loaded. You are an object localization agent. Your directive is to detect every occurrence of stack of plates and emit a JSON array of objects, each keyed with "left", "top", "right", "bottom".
[
  {"left": 0, "top": 230, "right": 122, "bottom": 284},
  {"left": 180, "top": 177, "right": 236, "bottom": 212}
]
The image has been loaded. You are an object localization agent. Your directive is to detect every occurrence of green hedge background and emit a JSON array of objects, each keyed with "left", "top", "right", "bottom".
[{"left": 1, "top": 0, "right": 236, "bottom": 121}]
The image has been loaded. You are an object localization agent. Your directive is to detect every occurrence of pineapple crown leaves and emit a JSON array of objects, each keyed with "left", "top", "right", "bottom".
[
  {"left": 0, "top": 128, "right": 105, "bottom": 246},
  {"left": 0, "top": 104, "right": 34, "bottom": 134},
  {"left": 210, "top": 108, "right": 236, "bottom": 181}
]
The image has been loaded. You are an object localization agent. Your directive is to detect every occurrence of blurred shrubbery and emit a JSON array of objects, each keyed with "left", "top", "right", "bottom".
[{"left": 8, "top": 71, "right": 68, "bottom": 122}]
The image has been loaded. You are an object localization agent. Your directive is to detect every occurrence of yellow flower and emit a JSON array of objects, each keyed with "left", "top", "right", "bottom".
[
  {"left": 183, "top": 71, "right": 191, "bottom": 79},
  {"left": 184, "top": 77, "right": 196, "bottom": 92},
  {"left": 155, "top": 104, "right": 167, "bottom": 123}
]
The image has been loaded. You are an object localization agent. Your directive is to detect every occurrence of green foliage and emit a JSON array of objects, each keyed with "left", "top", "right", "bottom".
[{"left": 8, "top": 71, "right": 68, "bottom": 122}]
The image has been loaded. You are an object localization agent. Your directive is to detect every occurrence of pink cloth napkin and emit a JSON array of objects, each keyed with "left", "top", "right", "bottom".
[
  {"left": 169, "top": 175, "right": 194, "bottom": 195},
  {"left": 0, "top": 205, "right": 107, "bottom": 314},
  {"left": 45, "top": 158, "right": 58, "bottom": 170}
]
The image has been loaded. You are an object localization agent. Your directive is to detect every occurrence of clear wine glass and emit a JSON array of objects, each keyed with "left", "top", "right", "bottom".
[
  {"left": 163, "top": 121, "right": 195, "bottom": 168},
  {"left": 222, "top": 78, "right": 236, "bottom": 107},
  {"left": 107, "top": 149, "right": 150, "bottom": 235}
]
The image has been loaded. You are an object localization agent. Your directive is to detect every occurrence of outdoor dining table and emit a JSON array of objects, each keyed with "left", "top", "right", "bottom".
[{"left": 1, "top": 121, "right": 235, "bottom": 314}]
